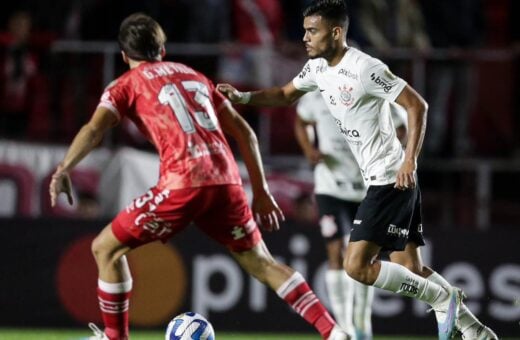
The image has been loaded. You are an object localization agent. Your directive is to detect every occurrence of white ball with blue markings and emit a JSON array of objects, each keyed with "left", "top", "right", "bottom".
[{"left": 165, "top": 312, "right": 215, "bottom": 340}]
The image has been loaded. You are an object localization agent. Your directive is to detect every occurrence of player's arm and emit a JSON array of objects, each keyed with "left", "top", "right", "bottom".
[
  {"left": 218, "top": 101, "right": 285, "bottom": 231},
  {"left": 394, "top": 84, "right": 428, "bottom": 190},
  {"left": 217, "top": 81, "right": 306, "bottom": 107},
  {"left": 294, "top": 116, "right": 323, "bottom": 166},
  {"left": 49, "top": 107, "right": 118, "bottom": 206}
]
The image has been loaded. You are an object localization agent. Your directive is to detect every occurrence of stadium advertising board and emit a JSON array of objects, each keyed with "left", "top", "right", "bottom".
[{"left": 0, "top": 218, "right": 517, "bottom": 336}]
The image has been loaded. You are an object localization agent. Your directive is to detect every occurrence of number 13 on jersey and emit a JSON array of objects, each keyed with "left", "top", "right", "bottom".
[{"left": 158, "top": 81, "right": 218, "bottom": 133}]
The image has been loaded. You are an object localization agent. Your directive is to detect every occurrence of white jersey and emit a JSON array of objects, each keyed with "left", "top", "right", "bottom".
[
  {"left": 293, "top": 47, "right": 407, "bottom": 186},
  {"left": 297, "top": 91, "right": 366, "bottom": 202}
]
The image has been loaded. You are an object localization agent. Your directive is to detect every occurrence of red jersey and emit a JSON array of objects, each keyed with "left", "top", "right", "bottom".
[{"left": 98, "top": 61, "right": 242, "bottom": 190}]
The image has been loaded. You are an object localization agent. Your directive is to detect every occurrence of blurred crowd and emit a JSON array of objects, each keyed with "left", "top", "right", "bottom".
[{"left": 0, "top": 0, "right": 518, "bottom": 159}]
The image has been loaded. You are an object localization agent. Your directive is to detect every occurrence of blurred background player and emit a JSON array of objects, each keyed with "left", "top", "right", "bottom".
[
  {"left": 217, "top": 1, "right": 498, "bottom": 339},
  {"left": 295, "top": 90, "right": 408, "bottom": 340},
  {"left": 295, "top": 90, "right": 373, "bottom": 340},
  {"left": 49, "top": 13, "right": 350, "bottom": 340}
]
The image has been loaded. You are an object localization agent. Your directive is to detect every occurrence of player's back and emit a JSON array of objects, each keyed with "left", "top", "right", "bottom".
[{"left": 99, "top": 61, "right": 242, "bottom": 190}]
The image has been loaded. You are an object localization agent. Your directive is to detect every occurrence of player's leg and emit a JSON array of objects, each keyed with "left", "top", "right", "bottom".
[
  {"left": 324, "top": 238, "right": 355, "bottom": 333},
  {"left": 91, "top": 224, "right": 133, "bottom": 340},
  {"left": 316, "top": 195, "right": 355, "bottom": 334},
  {"left": 352, "top": 279, "right": 374, "bottom": 340},
  {"left": 345, "top": 184, "right": 462, "bottom": 339},
  {"left": 344, "top": 240, "right": 457, "bottom": 317},
  {"left": 90, "top": 187, "right": 193, "bottom": 340},
  {"left": 230, "top": 240, "right": 348, "bottom": 340},
  {"left": 196, "top": 185, "right": 348, "bottom": 340},
  {"left": 391, "top": 243, "right": 498, "bottom": 340}
]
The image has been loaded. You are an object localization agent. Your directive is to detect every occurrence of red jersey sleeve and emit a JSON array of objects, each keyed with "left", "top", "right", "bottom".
[{"left": 97, "top": 79, "right": 132, "bottom": 120}]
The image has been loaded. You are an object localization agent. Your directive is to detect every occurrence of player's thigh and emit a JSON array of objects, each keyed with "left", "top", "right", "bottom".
[
  {"left": 316, "top": 194, "right": 351, "bottom": 242},
  {"left": 195, "top": 185, "right": 262, "bottom": 252},
  {"left": 111, "top": 186, "right": 195, "bottom": 248},
  {"left": 350, "top": 184, "right": 420, "bottom": 252}
]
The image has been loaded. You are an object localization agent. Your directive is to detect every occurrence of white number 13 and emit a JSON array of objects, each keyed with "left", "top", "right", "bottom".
[{"left": 158, "top": 81, "right": 218, "bottom": 133}]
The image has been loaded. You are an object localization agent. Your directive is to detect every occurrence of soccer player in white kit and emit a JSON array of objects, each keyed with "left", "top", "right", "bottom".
[
  {"left": 295, "top": 90, "right": 408, "bottom": 340},
  {"left": 218, "top": 1, "right": 498, "bottom": 339}
]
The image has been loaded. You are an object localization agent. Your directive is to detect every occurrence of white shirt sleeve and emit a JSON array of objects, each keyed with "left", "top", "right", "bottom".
[
  {"left": 360, "top": 59, "right": 407, "bottom": 102},
  {"left": 292, "top": 60, "right": 318, "bottom": 92}
]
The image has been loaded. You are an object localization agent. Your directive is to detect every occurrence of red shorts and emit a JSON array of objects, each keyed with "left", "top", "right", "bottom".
[{"left": 111, "top": 184, "right": 262, "bottom": 252}]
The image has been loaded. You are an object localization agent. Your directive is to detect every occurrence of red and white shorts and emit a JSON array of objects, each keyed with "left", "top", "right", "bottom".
[{"left": 111, "top": 184, "right": 262, "bottom": 252}]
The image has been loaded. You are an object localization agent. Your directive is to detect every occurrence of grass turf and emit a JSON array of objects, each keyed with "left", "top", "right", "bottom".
[{"left": 0, "top": 329, "right": 441, "bottom": 340}]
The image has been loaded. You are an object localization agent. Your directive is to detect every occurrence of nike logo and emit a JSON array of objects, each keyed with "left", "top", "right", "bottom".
[{"left": 319, "top": 88, "right": 325, "bottom": 92}]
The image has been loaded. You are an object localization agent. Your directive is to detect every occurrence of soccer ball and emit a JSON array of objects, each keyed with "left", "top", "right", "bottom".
[{"left": 165, "top": 312, "right": 215, "bottom": 340}]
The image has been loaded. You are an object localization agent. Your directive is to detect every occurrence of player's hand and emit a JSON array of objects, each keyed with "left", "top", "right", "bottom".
[
  {"left": 304, "top": 148, "right": 324, "bottom": 166},
  {"left": 394, "top": 159, "right": 416, "bottom": 190},
  {"left": 216, "top": 83, "right": 246, "bottom": 103},
  {"left": 49, "top": 166, "right": 74, "bottom": 207},
  {"left": 252, "top": 191, "right": 285, "bottom": 232}
]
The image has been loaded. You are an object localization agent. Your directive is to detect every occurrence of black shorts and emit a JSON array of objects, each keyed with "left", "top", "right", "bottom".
[
  {"left": 350, "top": 183, "right": 425, "bottom": 252},
  {"left": 315, "top": 194, "right": 360, "bottom": 242}
]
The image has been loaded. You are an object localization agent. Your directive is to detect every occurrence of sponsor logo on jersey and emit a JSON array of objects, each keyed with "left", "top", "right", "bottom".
[
  {"left": 298, "top": 64, "right": 311, "bottom": 79},
  {"left": 329, "top": 95, "right": 337, "bottom": 106},
  {"left": 370, "top": 73, "right": 394, "bottom": 93},
  {"left": 187, "top": 141, "right": 225, "bottom": 159},
  {"left": 338, "top": 84, "right": 354, "bottom": 106},
  {"left": 338, "top": 68, "right": 358, "bottom": 80},
  {"left": 334, "top": 118, "right": 361, "bottom": 144},
  {"left": 387, "top": 224, "right": 409, "bottom": 237},
  {"left": 316, "top": 64, "right": 326, "bottom": 74}
]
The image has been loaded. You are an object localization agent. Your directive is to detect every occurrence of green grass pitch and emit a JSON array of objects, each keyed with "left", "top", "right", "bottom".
[
  {"left": 0, "top": 329, "right": 441, "bottom": 340},
  {"left": 0, "top": 329, "right": 514, "bottom": 340}
]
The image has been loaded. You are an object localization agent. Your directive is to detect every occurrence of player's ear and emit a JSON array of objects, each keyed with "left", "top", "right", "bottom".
[
  {"left": 160, "top": 46, "right": 166, "bottom": 58},
  {"left": 121, "top": 51, "right": 129, "bottom": 64},
  {"left": 332, "top": 26, "right": 342, "bottom": 41}
]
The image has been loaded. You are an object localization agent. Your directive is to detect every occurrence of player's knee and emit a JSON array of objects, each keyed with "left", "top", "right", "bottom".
[
  {"left": 343, "top": 254, "right": 370, "bottom": 284},
  {"left": 398, "top": 260, "right": 421, "bottom": 274},
  {"left": 91, "top": 234, "right": 117, "bottom": 264}
]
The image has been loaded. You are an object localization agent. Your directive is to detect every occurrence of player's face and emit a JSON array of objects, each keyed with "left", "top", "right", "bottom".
[{"left": 303, "top": 15, "right": 336, "bottom": 59}]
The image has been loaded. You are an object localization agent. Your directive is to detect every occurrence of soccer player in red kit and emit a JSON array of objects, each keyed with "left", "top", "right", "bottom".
[{"left": 49, "top": 13, "right": 350, "bottom": 340}]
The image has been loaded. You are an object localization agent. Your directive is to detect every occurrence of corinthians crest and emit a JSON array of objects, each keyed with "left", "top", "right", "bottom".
[{"left": 338, "top": 84, "right": 354, "bottom": 106}]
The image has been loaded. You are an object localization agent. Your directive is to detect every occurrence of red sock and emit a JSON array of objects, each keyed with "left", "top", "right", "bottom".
[
  {"left": 97, "top": 279, "right": 132, "bottom": 340},
  {"left": 277, "top": 272, "right": 336, "bottom": 339}
]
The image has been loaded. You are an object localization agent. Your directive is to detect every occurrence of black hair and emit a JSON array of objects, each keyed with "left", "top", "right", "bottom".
[
  {"left": 303, "top": 0, "right": 349, "bottom": 30},
  {"left": 118, "top": 13, "right": 166, "bottom": 62}
]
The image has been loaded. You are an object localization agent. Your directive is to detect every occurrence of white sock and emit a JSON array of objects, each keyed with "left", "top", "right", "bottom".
[
  {"left": 373, "top": 261, "right": 447, "bottom": 307},
  {"left": 353, "top": 280, "right": 374, "bottom": 335},
  {"left": 427, "top": 272, "right": 481, "bottom": 335},
  {"left": 325, "top": 269, "right": 355, "bottom": 332}
]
